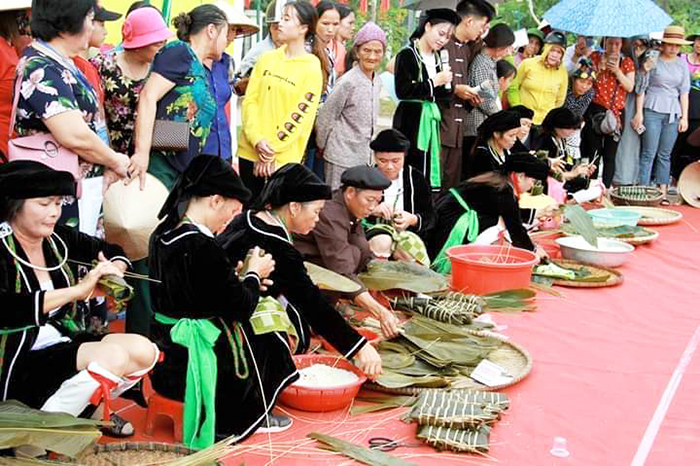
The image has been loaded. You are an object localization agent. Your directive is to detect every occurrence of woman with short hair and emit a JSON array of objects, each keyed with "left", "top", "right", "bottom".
[{"left": 0, "top": 161, "right": 159, "bottom": 437}]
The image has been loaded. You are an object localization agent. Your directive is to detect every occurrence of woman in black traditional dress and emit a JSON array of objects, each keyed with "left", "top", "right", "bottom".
[
  {"left": 218, "top": 163, "right": 382, "bottom": 372},
  {"left": 429, "top": 153, "right": 550, "bottom": 273},
  {"left": 393, "top": 8, "right": 460, "bottom": 192},
  {"left": 149, "top": 155, "right": 287, "bottom": 449},
  {"left": 463, "top": 109, "right": 522, "bottom": 179},
  {"left": 0, "top": 161, "right": 159, "bottom": 437}
]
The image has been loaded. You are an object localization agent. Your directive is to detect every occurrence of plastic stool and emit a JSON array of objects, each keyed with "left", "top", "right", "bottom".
[{"left": 144, "top": 392, "right": 183, "bottom": 442}]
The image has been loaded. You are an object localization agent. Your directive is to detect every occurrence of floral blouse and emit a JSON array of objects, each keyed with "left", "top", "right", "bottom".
[
  {"left": 151, "top": 40, "right": 217, "bottom": 173},
  {"left": 91, "top": 52, "right": 146, "bottom": 155},
  {"left": 14, "top": 44, "right": 105, "bottom": 179}
]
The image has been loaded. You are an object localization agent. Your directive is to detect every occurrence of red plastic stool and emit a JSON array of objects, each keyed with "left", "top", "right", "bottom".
[{"left": 144, "top": 392, "right": 183, "bottom": 442}]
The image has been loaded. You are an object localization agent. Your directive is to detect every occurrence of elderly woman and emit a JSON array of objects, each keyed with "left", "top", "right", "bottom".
[
  {"left": 393, "top": 8, "right": 460, "bottom": 192},
  {"left": 316, "top": 22, "right": 385, "bottom": 190},
  {"left": 13, "top": 0, "right": 130, "bottom": 226},
  {"left": 218, "top": 163, "right": 382, "bottom": 378},
  {"left": 91, "top": 7, "right": 171, "bottom": 156},
  {"left": 581, "top": 36, "right": 636, "bottom": 187},
  {"left": 0, "top": 0, "right": 31, "bottom": 158},
  {"left": 429, "top": 153, "right": 550, "bottom": 273},
  {"left": 514, "top": 28, "right": 544, "bottom": 66},
  {"left": 365, "top": 129, "right": 435, "bottom": 262},
  {"left": 507, "top": 31, "right": 569, "bottom": 125},
  {"left": 635, "top": 26, "right": 691, "bottom": 203},
  {"left": 149, "top": 156, "right": 290, "bottom": 447},
  {"left": 0, "top": 161, "right": 159, "bottom": 437}
]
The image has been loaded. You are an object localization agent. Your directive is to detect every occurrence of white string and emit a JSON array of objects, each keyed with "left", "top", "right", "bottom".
[{"left": 2, "top": 230, "right": 69, "bottom": 272}]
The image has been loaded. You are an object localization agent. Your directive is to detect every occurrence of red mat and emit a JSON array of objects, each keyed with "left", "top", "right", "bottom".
[{"left": 108, "top": 206, "right": 700, "bottom": 465}]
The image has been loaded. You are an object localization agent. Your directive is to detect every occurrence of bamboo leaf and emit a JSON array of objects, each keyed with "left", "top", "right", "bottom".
[
  {"left": 359, "top": 260, "right": 449, "bottom": 293},
  {"left": 564, "top": 205, "right": 598, "bottom": 247},
  {"left": 308, "top": 432, "right": 419, "bottom": 466},
  {"left": 304, "top": 262, "right": 361, "bottom": 293}
]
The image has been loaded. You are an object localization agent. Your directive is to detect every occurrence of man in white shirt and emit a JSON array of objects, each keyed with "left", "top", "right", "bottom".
[{"left": 564, "top": 36, "right": 595, "bottom": 75}]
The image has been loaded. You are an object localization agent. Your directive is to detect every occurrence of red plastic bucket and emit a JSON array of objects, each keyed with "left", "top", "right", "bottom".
[{"left": 446, "top": 244, "right": 538, "bottom": 295}]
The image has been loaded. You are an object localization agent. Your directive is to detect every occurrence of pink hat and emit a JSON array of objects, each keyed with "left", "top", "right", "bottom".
[
  {"left": 354, "top": 22, "right": 386, "bottom": 49},
  {"left": 122, "top": 8, "right": 173, "bottom": 50}
]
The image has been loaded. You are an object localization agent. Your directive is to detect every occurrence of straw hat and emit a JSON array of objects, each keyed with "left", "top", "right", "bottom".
[
  {"left": 0, "top": 0, "right": 31, "bottom": 11},
  {"left": 214, "top": 1, "right": 260, "bottom": 38},
  {"left": 678, "top": 161, "right": 700, "bottom": 208},
  {"left": 519, "top": 193, "right": 557, "bottom": 210},
  {"left": 103, "top": 174, "right": 169, "bottom": 261},
  {"left": 661, "top": 25, "right": 692, "bottom": 45}
]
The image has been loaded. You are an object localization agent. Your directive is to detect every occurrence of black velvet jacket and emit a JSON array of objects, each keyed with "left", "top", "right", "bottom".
[
  {"left": 428, "top": 181, "right": 535, "bottom": 258},
  {"left": 149, "top": 223, "right": 298, "bottom": 441},
  {"left": 218, "top": 211, "right": 367, "bottom": 359}
]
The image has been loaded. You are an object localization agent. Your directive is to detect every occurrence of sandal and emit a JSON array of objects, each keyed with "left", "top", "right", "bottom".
[
  {"left": 255, "top": 413, "right": 293, "bottom": 434},
  {"left": 660, "top": 198, "right": 671, "bottom": 206},
  {"left": 102, "top": 413, "right": 135, "bottom": 438}
]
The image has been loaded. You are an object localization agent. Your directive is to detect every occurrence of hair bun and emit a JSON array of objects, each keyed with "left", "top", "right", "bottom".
[{"left": 172, "top": 12, "right": 193, "bottom": 40}]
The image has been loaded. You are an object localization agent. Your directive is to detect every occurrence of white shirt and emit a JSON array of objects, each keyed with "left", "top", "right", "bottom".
[
  {"left": 421, "top": 52, "right": 438, "bottom": 79},
  {"left": 383, "top": 172, "right": 405, "bottom": 214},
  {"left": 31, "top": 281, "right": 71, "bottom": 351}
]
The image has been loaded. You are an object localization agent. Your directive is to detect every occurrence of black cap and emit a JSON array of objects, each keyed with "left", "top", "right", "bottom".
[
  {"left": 94, "top": 6, "right": 122, "bottom": 22},
  {"left": 158, "top": 155, "right": 251, "bottom": 221},
  {"left": 341, "top": 165, "right": 391, "bottom": 190},
  {"left": 541, "top": 107, "right": 583, "bottom": 131},
  {"left": 503, "top": 152, "right": 550, "bottom": 181},
  {"left": 544, "top": 30, "right": 567, "bottom": 48},
  {"left": 370, "top": 129, "right": 410, "bottom": 153},
  {"left": 477, "top": 110, "right": 521, "bottom": 137},
  {"left": 509, "top": 105, "right": 535, "bottom": 121},
  {"left": 255, "top": 163, "right": 331, "bottom": 209},
  {"left": 0, "top": 160, "right": 75, "bottom": 199},
  {"left": 483, "top": 23, "right": 515, "bottom": 48}
]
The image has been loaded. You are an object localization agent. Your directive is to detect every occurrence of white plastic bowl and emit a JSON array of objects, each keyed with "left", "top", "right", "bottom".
[{"left": 555, "top": 236, "right": 634, "bottom": 267}]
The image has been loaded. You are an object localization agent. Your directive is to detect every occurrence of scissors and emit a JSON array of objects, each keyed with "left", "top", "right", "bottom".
[{"left": 368, "top": 437, "right": 423, "bottom": 452}]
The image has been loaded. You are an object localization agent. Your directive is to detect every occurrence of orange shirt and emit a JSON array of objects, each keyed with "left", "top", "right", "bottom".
[
  {"left": 330, "top": 39, "right": 347, "bottom": 76},
  {"left": 73, "top": 55, "right": 105, "bottom": 107},
  {"left": 0, "top": 37, "right": 19, "bottom": 161}
]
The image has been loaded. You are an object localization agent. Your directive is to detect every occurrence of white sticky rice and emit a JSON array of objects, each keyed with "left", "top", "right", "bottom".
[{"left": 292, "top": 363, "right": 359, "bottom": 388}]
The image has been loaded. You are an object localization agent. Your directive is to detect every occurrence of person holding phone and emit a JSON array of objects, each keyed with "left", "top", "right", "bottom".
[
  {"left": 635, "top": 26, "right": 691, "bottom": 203},
  {"left": 581, "top": 37, "right": 635, "bottom": 187}
]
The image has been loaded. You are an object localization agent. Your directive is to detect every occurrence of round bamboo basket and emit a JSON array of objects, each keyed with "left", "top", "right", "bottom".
[
  {"left": 59, "top": 442, "right": 194, "bottom": 465},
  {"left": 610, "top": 186, "right": 664, "bottom": 207},
  {"left": 365, "top": 330, "right": 532, "bottom": 395},
  {"left": 549, "top": 259, "right": 623, "bottom": 288}
]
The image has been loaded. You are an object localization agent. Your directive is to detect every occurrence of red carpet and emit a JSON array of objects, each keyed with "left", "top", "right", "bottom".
[{"left": 107, "top": 206, "right": 700, "bottom": 465}]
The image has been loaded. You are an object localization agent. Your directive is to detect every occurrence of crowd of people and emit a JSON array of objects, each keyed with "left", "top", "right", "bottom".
[{"left": 0, "top": 0, "right": 698, "bottom": 453}]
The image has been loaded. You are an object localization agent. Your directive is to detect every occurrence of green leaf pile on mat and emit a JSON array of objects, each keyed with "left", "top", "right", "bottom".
[
  {"left": 561, "top": 223, "right": 655, "bottom": 239},
  {"left": 533, "top": 260, "right": 611, "bottom": 283},
  {"left": 308, "top": 432, "right": 418, "bottom": 465},
  {"left": 359, "top": 260, "right": 449, "bottom": 294},
  {"left": 564, "top": 204, "right": 599, "bottom": 247}
]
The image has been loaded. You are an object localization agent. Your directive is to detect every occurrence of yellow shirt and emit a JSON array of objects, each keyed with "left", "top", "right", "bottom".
[
  {"left": 507, "top": 44, "right": 568, "bottom": 125},
  {"left": 238, "top": 45, "right": 323, "bottom": 166}
]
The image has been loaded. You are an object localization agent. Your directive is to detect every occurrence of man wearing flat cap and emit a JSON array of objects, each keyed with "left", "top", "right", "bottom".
[
  {"left": 439, "top": 0, "right": 496, "bottom": 190},
  {"left": 295, "top": 165, "right": 401, "bottom": 338}
]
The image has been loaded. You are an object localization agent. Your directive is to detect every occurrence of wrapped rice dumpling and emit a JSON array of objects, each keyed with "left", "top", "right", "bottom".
[{"left": 416, "top": 424, "right": 491, "bottom": 453}]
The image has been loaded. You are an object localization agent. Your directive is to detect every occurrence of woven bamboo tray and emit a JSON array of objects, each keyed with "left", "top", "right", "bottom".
[
  {"left": 365, "top": 330, "right": 532, "bottom": 395},
  {"left": 58, "top": 442, "right": 194, "bottom": 465},
  {"left": 610, "top": 186, "right": 664, "bottom": 207},
  {"left": 549, "top": 259, "right": 623, "bottom": 288},
  {"left": 614, "top": 206, "right": 683, "bottom": 226}
]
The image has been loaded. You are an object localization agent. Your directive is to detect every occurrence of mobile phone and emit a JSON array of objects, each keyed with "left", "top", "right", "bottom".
[{"left": 635, "top": 124, "right": 646, "bottom": 135}]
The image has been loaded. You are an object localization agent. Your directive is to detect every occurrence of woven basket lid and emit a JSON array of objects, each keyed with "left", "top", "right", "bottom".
[
  {"left": 519, "top": 193, "right": 557, "bottom": 210},
  {"left": 678, "top": 161, "right": 700, "bottom": 208},
  {"left": 215, "top": 1, "right": 260, "bottom": 38},
  {"left": 0, "top": 0, "right": 31, "bottom": 11},
  {"left": 103, "top": 174, "right": 168, "bottom": 261}
]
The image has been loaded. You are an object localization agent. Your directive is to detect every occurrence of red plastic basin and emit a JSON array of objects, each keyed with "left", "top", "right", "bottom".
[
  {"left": 446, "top": 244, "right": 538, "bottom": 295},
  {"left": 321, "top": 328, "right": 380, "bottom": 353},
  {"left": 279, "top": 354, "right": 367, "bottom": 412},
  {"left": 532, "top": 231, "right": 563, "bottom": 259}
]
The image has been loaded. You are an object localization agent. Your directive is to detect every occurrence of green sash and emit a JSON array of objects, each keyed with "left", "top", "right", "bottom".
[
  {"left": 432, "top": 189, "right": 479, "bottom": 275},
  {"left": 154, "top": 313, "right": 220, "bottom": 450},
  {"left": 415, "top": 101, "right": 442, "bottom": 188}
]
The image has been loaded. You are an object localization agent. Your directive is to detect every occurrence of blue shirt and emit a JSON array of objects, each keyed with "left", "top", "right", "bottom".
[{"left": 203, "top": 53, "right": 233, "bottom": 161}]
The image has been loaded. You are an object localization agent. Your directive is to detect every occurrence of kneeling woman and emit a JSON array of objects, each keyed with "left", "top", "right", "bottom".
[
  {"left": 0, "top": 161, "right": 159, "bottom": 437},
  {"left": 149, "top": 156, "right": 287, "bottom": 447},
  {"left": 218, "top": 164, "right": 382, "bottom": 371},
  {"left": 429, "top": 154, "right": 550, "bottom": 273}
]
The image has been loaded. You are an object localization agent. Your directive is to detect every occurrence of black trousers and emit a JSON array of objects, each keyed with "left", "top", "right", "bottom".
[
  {"left": 239, "top": 158, "right": 267, "bottom": 206},
  {"left": 582, "top": 103, "right": 622, "bottom": 188},
  {"left": 671, "top": 118, "right": 700, "bottom": 180}
]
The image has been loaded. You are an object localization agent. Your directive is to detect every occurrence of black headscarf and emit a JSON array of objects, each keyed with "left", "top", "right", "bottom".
[
  {"left": 0, "top": 161, "right": 75, "bottom": 199},
  {"left": 503, "top": 152, "right": 550, "bottom": 181},
  {"left": 477, "top": 110, "right": 522, "bottom": 138},
  {"left": 410, "top": 8, "right": 461, "bottom": 40},
  {"left": 541, "top": 107, "right": 583, "bottom": 131},
  {"left": 509, "top": 105, "right": 535, "bottom": 121},
  {"left": 157, "top": 155, "right": 251, "bottom": 225},
  {"left": 254, "top": 163, "right": 331, "bottom": 209},
  {"left": 370, "top": 129, "right": 411, "bottom": 153}
]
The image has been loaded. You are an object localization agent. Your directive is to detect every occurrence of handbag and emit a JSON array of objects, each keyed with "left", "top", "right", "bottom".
[
  {"left": 151, "top": 119, "right": 190, "bottom": 152},
  {"left": 7, "top": 57, "right": 81, "bottom": 184},
  {"left": 592, "top": 81, "right": 621, "bottom": 136}
]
